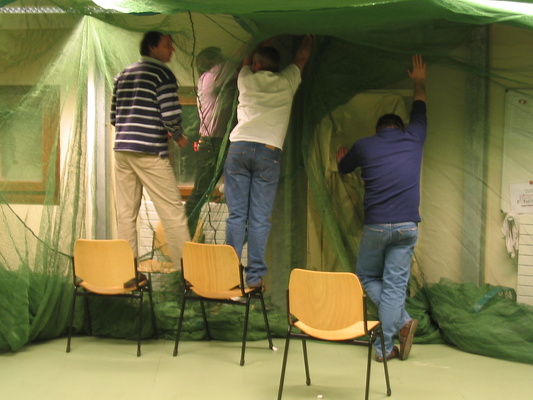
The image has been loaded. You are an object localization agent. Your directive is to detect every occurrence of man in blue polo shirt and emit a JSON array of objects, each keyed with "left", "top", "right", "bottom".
[{"left": 336, "top": 54, "right": 426, "bottom": 362}]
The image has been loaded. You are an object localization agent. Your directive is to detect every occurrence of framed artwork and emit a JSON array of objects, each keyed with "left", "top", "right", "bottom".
[{"left": 0, "top": 85, "right": 60, "bottom": 204}]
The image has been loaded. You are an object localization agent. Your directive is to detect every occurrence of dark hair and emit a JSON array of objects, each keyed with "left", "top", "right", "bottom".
[
  {"left": 254, "top": 46, "right": 281, "bottom": 72},
  {"left": 140, "top": 31, "right": 164, "bottom": 57},
  {"left": 196, "top": 47, "right": 224, "bottom": 74},
  {"left": 376, "top": 114, "right": 405, "bottom": 131}
]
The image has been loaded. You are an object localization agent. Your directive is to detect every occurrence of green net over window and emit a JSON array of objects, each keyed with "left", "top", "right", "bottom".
[{"left": 2, "top": 0, "right": 533, "bottom": 364}]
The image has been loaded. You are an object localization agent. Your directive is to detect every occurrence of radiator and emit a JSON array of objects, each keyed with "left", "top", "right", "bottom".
[{"left": 517, "top": 213, "right": 533, "bottom": 305}]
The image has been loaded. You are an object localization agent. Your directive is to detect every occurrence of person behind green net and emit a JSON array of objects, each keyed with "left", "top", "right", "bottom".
[
  {"left": 185, "top": 47, "right": 237, "bottom": 236},
  {"left": 336, "top": 54, "right": 427, "bottom": 362},
  {"left": 111, "top": 31, "right": 191, "bottom": 271},
  {"left": 224, "top": 35, "right": 313, "bottom": 289}
]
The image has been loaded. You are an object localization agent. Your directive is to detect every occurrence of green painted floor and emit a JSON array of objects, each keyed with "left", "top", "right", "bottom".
[{"left": 1, "top": 337, "right": 532, "bottom": 400}]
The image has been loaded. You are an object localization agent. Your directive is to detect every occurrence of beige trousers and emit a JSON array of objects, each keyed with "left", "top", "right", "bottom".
[{"left": 114, "top": 151, "right": 190, "bottom": 270}]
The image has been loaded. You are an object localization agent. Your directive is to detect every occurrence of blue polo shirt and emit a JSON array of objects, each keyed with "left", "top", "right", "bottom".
[{"left": 338, "top": 100, "right": 427, "bottom": 224}]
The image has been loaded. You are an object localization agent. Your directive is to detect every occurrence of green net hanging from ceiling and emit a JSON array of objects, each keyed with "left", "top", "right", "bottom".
[{"left": 1, "top": 0, "right": 533, "bottom": 364}]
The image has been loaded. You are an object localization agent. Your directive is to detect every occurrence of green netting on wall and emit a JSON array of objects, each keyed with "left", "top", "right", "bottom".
[{"left": 2, "top": 0, "right": 533, "bottom": 365}]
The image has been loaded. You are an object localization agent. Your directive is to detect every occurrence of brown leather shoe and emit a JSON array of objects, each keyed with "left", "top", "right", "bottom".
[
  {"left": 399, "top": 319, "right": 418, "bottom": 361},
  {"left": 375, "top": 346, "right": 399, "bottom": 362}
]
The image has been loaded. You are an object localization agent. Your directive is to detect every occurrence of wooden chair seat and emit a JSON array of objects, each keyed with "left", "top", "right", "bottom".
[
  {"left": 138, "top": 259, "right": 176, "bottom": 273},
  {"left": 294, "top": 320, "right": 380, "bottom": 342}
]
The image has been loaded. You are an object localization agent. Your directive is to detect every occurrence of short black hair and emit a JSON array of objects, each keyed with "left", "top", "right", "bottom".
[
  {"left": 140, "top": 31, "right": 164, "bottom": 57},
  {"left": 376, "top": 114, "right": 404, "bottom": 131},
  {"left": 254, "top": 47, "right": 281, "bottom": 72}
]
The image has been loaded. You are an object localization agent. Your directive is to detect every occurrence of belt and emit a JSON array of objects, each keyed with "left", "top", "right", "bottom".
[
  {"left": 198, "top": 137, "right": 223, "bottom": 144},
  {"left": 229, "top": 141, "right": 279, "bottom": 150}
]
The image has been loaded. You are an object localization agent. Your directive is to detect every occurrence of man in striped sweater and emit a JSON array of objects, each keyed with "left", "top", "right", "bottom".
[{"left": 111, "top": 31, "right": 190, "bottom": 271}]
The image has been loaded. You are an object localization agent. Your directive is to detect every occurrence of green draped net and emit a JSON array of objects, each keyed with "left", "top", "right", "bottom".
[{"left": 2, "top": 0, "right": 533, "bottom": 364}]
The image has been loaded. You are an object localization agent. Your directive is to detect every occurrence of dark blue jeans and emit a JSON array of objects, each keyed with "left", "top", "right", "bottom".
[{"left": 224, "top": 141, "right": 281, "bottom": 286}]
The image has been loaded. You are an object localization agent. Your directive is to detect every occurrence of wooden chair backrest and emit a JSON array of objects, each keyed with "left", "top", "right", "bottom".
[
  {"left": 182, "top": 242, "right": 241, "bottom": 293},
  {"left": 288, "top": 268, "right": 365, "bottom": 331},
  {"left": 73, "top": 239, "right": 136, "bottom": 294}
]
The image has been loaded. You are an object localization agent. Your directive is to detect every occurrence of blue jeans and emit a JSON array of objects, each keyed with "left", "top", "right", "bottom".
[
  {"left": 224, "top": 141, "right": 281, "bottom": 286},
  {"left": 356, "top": 222, "right": 418, "bottom": 358}
]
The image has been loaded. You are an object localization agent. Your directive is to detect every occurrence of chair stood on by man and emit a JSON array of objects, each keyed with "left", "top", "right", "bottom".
[
  {"left": 66, "top": 239, "right": 157, "bottom": 357},
  {"left": 173, "top": 241, "right": 274, "bottom": 365},
  {"left": 277, "top": 268, "right": 392, "bottom": 400}
]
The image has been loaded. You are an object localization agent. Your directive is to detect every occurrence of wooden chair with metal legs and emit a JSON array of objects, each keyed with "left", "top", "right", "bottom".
[
  {"left": 66, "top": 239, "right": 157, "bottom": 357},
  {"left": 277, "top": 268, "right": 392, "bottom": 400},
  {"left": 173, "top": 241, "right": 274, "bottom": 365}
]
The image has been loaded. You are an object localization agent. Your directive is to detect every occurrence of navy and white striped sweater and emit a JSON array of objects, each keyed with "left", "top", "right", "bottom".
[{"left": 111, "top": 56, "right": 183, "bottom": 157}]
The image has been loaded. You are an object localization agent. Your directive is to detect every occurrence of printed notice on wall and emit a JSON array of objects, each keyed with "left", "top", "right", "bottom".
[
  {"left": 501, "top": 90, "right": 533, "bottom": 213},
  {"left": 510, "top": 183, "right": 533, "bottom": 214}
]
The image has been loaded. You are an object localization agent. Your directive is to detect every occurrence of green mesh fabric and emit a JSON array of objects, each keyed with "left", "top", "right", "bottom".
[{"left": 2, "top": 0, "right": 533, "bottom": 365}]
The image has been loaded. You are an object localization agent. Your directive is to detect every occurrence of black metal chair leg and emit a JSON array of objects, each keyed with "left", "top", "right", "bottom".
[
  {"left": 173, "top": 291, "right": 188, "bottom": 356},
  {"left": 200, "top": 300, "right": 211, "bottom": 340},
  {"left": 365, "top": 337, "right": 374, "bottom": 400},
  {"left": 147, "top": 281, "right": 158, "bottom": 339},
  {"left": 379, "top": 328, "right": 392, "bottom": 396},
  {"left": 83, "top": 295, "right": 92, "bottom": 336},
  {"left": 240, "top": 295, "right": 252, "bottom": 366},
  {"left": 66, "top": 289, "right": 77, "bottom": 353},
  {"left": 302, "top": 340, "right": 311, "bottom": 385},
  {"left": 277, "top": 331, "right": 292, "bottom": 400},
  {"left": 137, "top": 292, "right": 144, "bottom": 357},
  {"left": 258, "top": 291, "right": 274, "bottom": 349}
]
